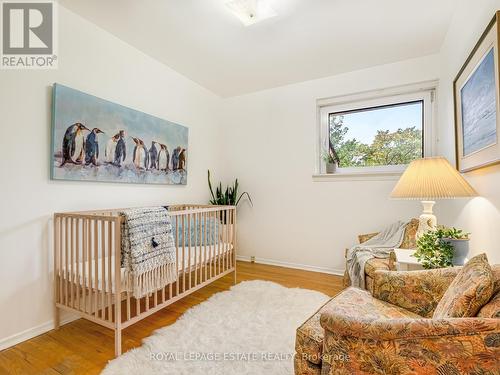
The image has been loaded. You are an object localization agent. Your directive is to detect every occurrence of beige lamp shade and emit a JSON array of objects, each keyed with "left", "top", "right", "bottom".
[{"left": 390, "top": 157, "right": 478, "bottom": 200}]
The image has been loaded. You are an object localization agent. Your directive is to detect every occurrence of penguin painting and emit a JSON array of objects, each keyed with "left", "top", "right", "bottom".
[
  {"left": 178, "top": 148, "right": 186, "bottom": 170},
  {"left": 149, "top": 141, "right": 158, "bottom": 170},
  {"left": 114, "top": 130, "right": 126, "bottom": 167},
  {"left": 85, "top": 128, "right": 105, "bottom": 166},
  {"left": 132, "top": 137, "right": 149, "bottom": 170},
  {"left": 158, "top": 144, "right": 169, "bottom": 171},
  {"left": 105, "top": 133, "right": 120, "bottom": 164},
  {"left": 171, "top": 146, "right": 181, "bottom": 170},
  {"left": 60, "top": 123, "right": 89, "bottom": 166}
]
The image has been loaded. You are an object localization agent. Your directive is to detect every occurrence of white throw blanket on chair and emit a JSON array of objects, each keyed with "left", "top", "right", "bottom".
[{"left": 346, "top": 220, "right": 408, "bottom": 289}]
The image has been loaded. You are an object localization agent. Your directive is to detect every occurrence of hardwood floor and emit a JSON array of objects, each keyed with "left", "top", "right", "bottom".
[{"left": 0, "top": 261, "right": 343, "bottom": 375}]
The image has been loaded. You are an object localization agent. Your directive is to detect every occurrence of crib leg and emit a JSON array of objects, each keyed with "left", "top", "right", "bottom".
[
  {"left": 233, "top": 269, "right": 237, "bottom": 285},
  {"left": 54, "top": 305, "right": 60, "bottom": 330},
  {"left": 115, "top": 328, "right": 122, "bottom": 357}
]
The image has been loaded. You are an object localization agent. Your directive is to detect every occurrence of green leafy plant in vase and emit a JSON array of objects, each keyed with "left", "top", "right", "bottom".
[{"left": 414, "top": 226, "right": 470, "bottom": 269}]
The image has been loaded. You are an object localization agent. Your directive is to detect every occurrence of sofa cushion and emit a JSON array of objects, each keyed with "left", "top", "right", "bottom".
[
  {"left": 320, "top": 287, "right": 421, "bottom": 333},
  {"left": 490, "top": 264, "right": 500, "bottom": 294},
  {"left": 477, "top": 265, "right": 500, "bottom": 318},
  {"left": 433, "top": 254, "right": 494, "bottom": 318},
  {"left": 477, "top": 291, "right": 500, "bottom": 318},
  {"left": 295, "top": 297, "right": 334, "bottom": 365},
  {"left": 364, "top": 258, "right": 391, "bottom": 278}
]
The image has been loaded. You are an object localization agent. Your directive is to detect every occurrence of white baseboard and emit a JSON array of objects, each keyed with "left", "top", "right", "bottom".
[
  {"left": 0, "top": 313, "right": 78, "bottom": 352},
  {"left": 236, "top": 255, "right": 344, "bottom": 276}
]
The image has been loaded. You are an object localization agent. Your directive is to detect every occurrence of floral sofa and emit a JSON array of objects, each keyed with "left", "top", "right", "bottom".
[
  {"left": 295, "top": 260, "right": 500, "bottom": 375},
  {"left": 343, "top": 218, "right": 419, "bottom": 293}
]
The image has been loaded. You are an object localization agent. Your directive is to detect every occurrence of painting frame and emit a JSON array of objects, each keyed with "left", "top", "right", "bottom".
[
  {"left": 50, "top": 83, "right": 189, "bottom": 185},
  {"left": 454, "top": 11, "right": 500, "bottom": 173}
]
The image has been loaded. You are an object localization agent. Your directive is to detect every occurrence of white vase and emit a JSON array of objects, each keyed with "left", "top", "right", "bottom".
[
  {"left": 444, "top": 238, "right": 470, "bottom": 266},
  {"left": 326, "top": 162, "right": 337, "bottom": 174}
]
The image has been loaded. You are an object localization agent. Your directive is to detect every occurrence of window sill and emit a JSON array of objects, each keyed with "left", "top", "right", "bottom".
[{"left": 312, "top": 170, "right": 403, "bottom": 182}]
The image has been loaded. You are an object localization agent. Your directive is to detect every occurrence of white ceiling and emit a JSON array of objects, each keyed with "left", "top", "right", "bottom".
[{"left": 59, "top": 0, "right": 457, "bottom": 97}]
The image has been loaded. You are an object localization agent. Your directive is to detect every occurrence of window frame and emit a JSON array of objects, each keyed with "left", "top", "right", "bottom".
[{"left": 316, "top": 81, "right": 437, "bottom": 179}]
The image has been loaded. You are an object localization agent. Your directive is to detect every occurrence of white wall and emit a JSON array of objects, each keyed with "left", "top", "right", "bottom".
[
  {"left": 220, "top": 55, "right": 440, "bottom": 274},
  {"left": 0, "top": 6, "right": 222, "bottom": 348},
  {"left": 436, "top": 0, "right": 500, "bottom": 264}
]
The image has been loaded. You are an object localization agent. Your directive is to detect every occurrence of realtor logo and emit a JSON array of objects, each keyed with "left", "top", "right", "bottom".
[{"left": 1, "top": 0, "right": 57, "bottom": 69}]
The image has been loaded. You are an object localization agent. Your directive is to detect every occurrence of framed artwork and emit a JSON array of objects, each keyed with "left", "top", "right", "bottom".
[
  {"left": 454, "top": 12, "right": 500, "bottom": 173},
  {"left": 51, "top": 84, "right": 188, "bottom": 185}
]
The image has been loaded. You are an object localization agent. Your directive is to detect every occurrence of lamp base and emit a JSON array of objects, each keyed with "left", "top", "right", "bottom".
[{"left": 416, "top": 200, "right": 437, "bottom": 239}]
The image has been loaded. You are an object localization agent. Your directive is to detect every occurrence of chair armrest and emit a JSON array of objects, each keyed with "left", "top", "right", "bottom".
[
  {"left": 358, "top": 232, "right": 379, "bottom": 244},
  {"left": 372, "top": 268, "right": 461, "bottom": 317},
  {"left": 320, "top": 312, "right": 500, "bottom": 341}
]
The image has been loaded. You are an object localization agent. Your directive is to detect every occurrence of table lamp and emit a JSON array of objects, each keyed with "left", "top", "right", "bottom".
[{"left": 390, "top": 157, "right": 478, "bottom": 238}]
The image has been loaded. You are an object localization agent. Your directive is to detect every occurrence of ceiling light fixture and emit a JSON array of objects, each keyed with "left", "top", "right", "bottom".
[{"left": 225, "top": 0, "right": 277, "bottom": 26}]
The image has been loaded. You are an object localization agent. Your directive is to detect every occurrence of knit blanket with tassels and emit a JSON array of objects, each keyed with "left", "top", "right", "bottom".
[{"left": 120, "top": 207, "right": 177, "bottom": 298}]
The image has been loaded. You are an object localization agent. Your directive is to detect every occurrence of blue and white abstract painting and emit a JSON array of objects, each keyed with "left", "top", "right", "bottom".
[
  {"left": 460, "top": 48, "right": 497, "bottom": 156},
  {"left": 51, "top": 84, "right": 188, "bottom": 185}
]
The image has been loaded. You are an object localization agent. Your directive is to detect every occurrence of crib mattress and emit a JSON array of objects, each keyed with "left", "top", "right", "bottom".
[{"left": 61, "top": 242, "right": 233, "bottom": 292}]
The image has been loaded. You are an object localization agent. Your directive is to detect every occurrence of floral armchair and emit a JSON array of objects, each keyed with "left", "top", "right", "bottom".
[
  {"left": 343, "top": 218, "right": 419, "bottom": 293},
  {"left": 295, "top": 262, "right": 500, "bottom": 375}
]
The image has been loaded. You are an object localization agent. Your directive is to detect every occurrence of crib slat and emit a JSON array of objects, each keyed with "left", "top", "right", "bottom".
[
  {"left": 188, "top": 212, "right": 192, "bottom": 289},
  {"left": 227, "top": 210, "right": 231, "bottom": 271},
  {"left": 83, "top": 219, "right": 87, "bottom": 313},
  {"left": 114, "top": 218, "right": 122, "bottom": 351},
  {"left": 232, "top": 208, "right": 236, "bottom": 270},
  {"left": 210, "top": 212, "right": 219, "bottom": 277},
  {"left": 176, "top": 216, "right": 179, "bottom": 297},
  {"left": 76, "top": 219, "right": 80, "bottom": 311},
  {"left": 229, "top": 209, "right": 232, "bottom": 270},
  {"left": 229, "top": 210, "right": 233, "bottom": 270},
  {"left": 193, "top": 213, "right": 197, "bottom": 287},
  {"left": 108, "top": 221, "right": 113, "bottom": 322},
  {"left": 198, "top": 211, "right": 202, "bottom": 283},
  {"left": 182, "top": 215, "right": 186, "bottom": 293},
  {"left": 135, "top": 295, "right": 140, "bottom": 317},
  {"left": 101, "top": 220, "right": 106, "bottom": 320},
  {"left": 69, "top": 217, "right": 74, "bottom": 308},
  {"left": 95, "top": 221, "right": 99, "bottom": 317},
  {"left": 94, "top": 220, "right": 98, "bottom": 318},
  {"left": 87, "top": 219, "right": 92, "bottom": 314},
  {"left": 204, "top": 211, "right": 207, "bottom": 282},
  {"left": 215, "top": 211, "right": 222, "bottom": 275},
  {"left": 63, "top": 217, "right": 68, "bottom": 306},
  {"left": 54, "top": 216, "right": 60, "bottom": 306}
]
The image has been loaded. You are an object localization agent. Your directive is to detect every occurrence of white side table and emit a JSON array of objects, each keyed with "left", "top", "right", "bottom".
[{"left": 393, "top": 248, "right": 424, "bottom": 271}]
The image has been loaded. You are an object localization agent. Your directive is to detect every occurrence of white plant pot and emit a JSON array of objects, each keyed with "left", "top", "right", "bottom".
[
  {"left": 326, "top": 162, "right": 337, "bottom": 174},
  {"left": 444, "top": 238, "right": 470, "bottom": 266}
]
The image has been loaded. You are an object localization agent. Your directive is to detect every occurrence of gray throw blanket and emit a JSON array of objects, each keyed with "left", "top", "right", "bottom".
[
  {"left": 346, "top": 220, "right": 408, "bottom": 289},
  {"left": 120, "top": 207, "right": 177, "bottom": 298}
]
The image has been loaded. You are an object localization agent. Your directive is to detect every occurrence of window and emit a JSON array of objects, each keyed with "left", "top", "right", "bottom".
[{"left": 317, "top": 83, "right": 436, "bottom": 177}]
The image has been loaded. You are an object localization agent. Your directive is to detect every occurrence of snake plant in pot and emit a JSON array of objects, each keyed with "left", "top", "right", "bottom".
[{"left": 207, "top": 170, "right": 252, "bottom": 223}]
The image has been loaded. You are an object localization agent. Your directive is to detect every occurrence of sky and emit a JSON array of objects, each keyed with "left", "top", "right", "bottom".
[{"left": 331, "top": 101, "right": 423, "bottom": 144}]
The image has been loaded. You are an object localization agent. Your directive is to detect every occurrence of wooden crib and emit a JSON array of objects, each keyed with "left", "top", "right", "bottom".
[{"left": 53, "top": 205, "right": 236, "bottom": 357}]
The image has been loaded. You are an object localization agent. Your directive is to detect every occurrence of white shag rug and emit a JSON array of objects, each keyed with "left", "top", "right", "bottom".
[{"left": 102, "top": 280, "right": 329, "bottom": 375}]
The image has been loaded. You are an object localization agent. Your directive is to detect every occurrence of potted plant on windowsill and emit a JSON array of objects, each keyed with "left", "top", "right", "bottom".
[
  {"left": 323, "top": 140, "right": 340, "bottom": 174},
  {"left": 414, "top": 226, "right": 470, "bottom": 269}
]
